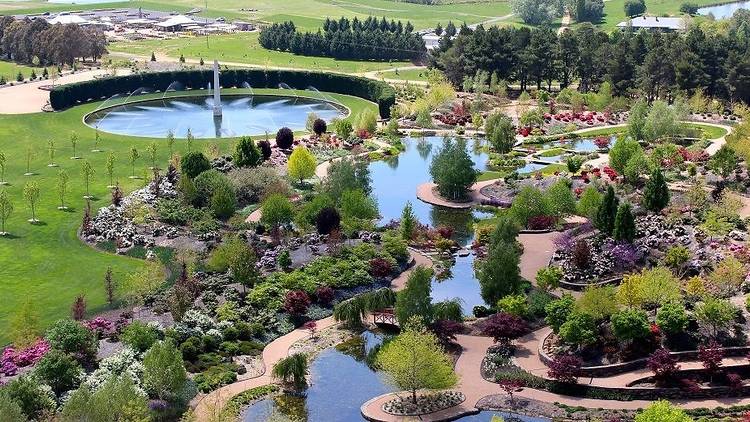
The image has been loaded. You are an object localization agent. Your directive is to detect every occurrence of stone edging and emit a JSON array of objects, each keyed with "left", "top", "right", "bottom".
[
  {"left": 360, "top": 393, "right": 480, "bottom": 422},
  {"left": 380, "top": 391, "right": 466, "bottom": 417},
  {"left": 538, "top": 330, "right": 750, "bottom": 377},
  {"left": 559, "top": 275, "right": 623, "bottom": 292}
]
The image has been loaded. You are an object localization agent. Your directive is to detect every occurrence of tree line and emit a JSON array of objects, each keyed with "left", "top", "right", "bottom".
[
  {"left": 259, "top": 16, "right": 425, "bottom": 61},
  {"left": 0, "top": 16, "right": 107, "bottom": 66},
  {"left": 431, "top": 11, "right": 750, "bottom": 104}
]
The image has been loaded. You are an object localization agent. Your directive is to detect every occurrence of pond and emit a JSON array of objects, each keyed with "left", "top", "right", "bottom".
[
  {"left": 538, "top": 137, "right": 604, "bottom": 153},
  {"left": 85, "top": 95, "right": 346, "bottom": 139},
  {"left": 699, "top": 0, "right": 750, "bottom": 19},
  {"left": 369, "top": 136, "right": 491, "bottom": 313},
  {"left": 241, "top": 331, "right": 393, "bottom": 422},
  {"left": 517, "top": 162, "right": 549, "bottom": 174}
]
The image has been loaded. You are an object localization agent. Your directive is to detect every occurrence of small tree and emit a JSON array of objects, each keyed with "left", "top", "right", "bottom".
[
  {"left": 9, "top": 299, "right": 40, "bottom": 348},
  {"left": 315, "top": 206, "right": 340, "bottom": 235},
  {"left": 80, "top": 161, "right": 95, "bottom": 199},
  {"left": 695, "top": 297, "right": 736, "bottom": 339},
  {"left": 276, "top": 127, "right": 294, "bottom": 149},
  {"left": 24, "top": 147, "right": 35, "bottom": 176},
  {"left": 180, "top": 151, "right": 210, "bottom": 179},
  {"left": 400, "top": 201, "right": 417, "bottom": 240},
  {"left": 547, "top": 355, "right": 582, "bottom": 384},
  {"left": 485, "top": 112, "right": 516, "bottom": 153},
  {"left": 643, "top": 168, "right": 670, "bottom": 212},
  {"left": 0, "top": 151, "right": 6, "bottom": 184},
  {"left": 284, "top": 290, "right": 311, "bottom": 316},
  {"left": 186, "top": 128, "right": 194, "bottom": 152},
  {"left": 376, "top": 319, "right": 457, "bottom": 404},
  {"left": 559, "top": 312, "right": 598, "bottom": 348},
  {"left": 142, "top": 340, "right": 187, "bottom": 401},
  {"left": 71, "top": 294, "right": 86, "bottom": 320},
  {"left": 429, "top": 137, "right": 477, "bottom": 200},
  {"left": 536, "top": 266, "right": 562, "bottom": 292},
  {"left": 228, "top": 239, "right": 260, "bottom": 293},
  {"left": 147, "top": 142, "right": 158, "bottom": 169},
  {"left": 395, "top": 266, "right": 434, "bottom": 326},
  {"left": 23, "top": 181, "right": 40, "bottom": 223},
  {"left": 544, "top": 294, "right": 575, "bottom": 333},
  {"left": 166, "top": 130, "right": 175, "bottom": 158},
  {"left": 613, "top": 202, "right": 636, "bottom": 242},
  {"left": 647, "top": 348, "right": 680, "bottom": 386},
  {"left": 595, "top": 185, "right": 619, "bottom": 235},
  {"left": 260, "top": 193, "right": 294, "bottom": 240},
  {"left": 480, "top": 312, "right": 528, "bottom": 347},
  {"left": 106, "top": 152, "right": 116, "bottom": 188},
  {"left": 498, "top": 379, "right": 525, "bottom": 410},
  {"left": 312, "top": 118, "right": 327, "bottom": 136},
  {"left": 34, "top": 349, "right": 82, "bottom": 395},
  {"left": 47, "top": 140, "right": 56, "bottom": 167},
  {"left": 611, "top": 308, "right": 650, "bottom": 343},
  {"left": 92, "top": 129, "right": 101, "bottom": 152},
  {"left": 104, "top": 266, "right": 115, "bottom": 306},
  {"left": 699, "top": 340, "right": 725, "bottom": 381},
  {"left": 0, "top": 189, "right": 13, "bottom": 235},
  {"left": 478, "top": 240, "right": 522, "bottom": 305},
  {"left": 70, "top": 131, "right": 80, "bottom": 159},
  {"left": 287, "top": 146, "right": 316, "bottom": 184},
  {"left": 656, "top": 302, "right": 689, "bottom": 337},
  {"left": 272, "top": 353, "right": 308, "bottom": 389},
  {"left": 233, "top": 137, "right": 262, "bottom": 168},
  {"left": 708, "top": 146, "right": 738, "bottom": 179},
  {"left": 129, "top": 147, "right": 139, "bottom": 178}
]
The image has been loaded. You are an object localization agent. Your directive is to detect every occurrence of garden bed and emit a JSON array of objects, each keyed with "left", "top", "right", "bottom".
[{"left": 381, "top": 391, "right": 465, "bottom": 416}]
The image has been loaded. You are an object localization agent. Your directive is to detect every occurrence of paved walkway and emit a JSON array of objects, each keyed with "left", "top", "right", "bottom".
[
  {"left": 415, "top": 179, "right": 498, "bottom": 209},
  {"left": 192, "top": 250, "right": 433, "bottom": 420},
  {"left": 0, "top": 68, "right": 131, "bottom": 114}
]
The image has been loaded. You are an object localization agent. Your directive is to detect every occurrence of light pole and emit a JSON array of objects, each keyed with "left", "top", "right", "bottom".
[{"left": 205, "top": 0, "right": 210, "bottom": 49}]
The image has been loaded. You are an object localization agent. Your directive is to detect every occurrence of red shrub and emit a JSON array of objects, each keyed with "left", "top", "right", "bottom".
[
  {"left": 368, "top": 258, "right": 393, "bottom": 278},
  {"left": 315, "top": 286, "right": 335, "bottom": 306},
  {"left": 284, "top": 290, "right": 311, "bottom": 316},
  {"left": 527, "top": 215, "right": 556, "bottom": 230},
  {"left": 647, "top": 348, "right": 680, "bottom": 385},
  {"left": 547, "top": 355, "right": 582, "bottom": 384},
  {"left": 429, "top": 319, "right": 464, "bottom": 347},
  {"left": 699, "top": 341, "right": 725, "bottom": 376},
  {"left": 436, "top": 225, "right": 454, "bottom": 239},
  {"left": 480, "top": 312, "right": 529, "bottom": 347},
  {"left": 726, "top": 372, "right": 743, "bottom": 393}
]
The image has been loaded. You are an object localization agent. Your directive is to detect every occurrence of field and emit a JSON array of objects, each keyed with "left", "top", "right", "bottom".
[
  {"left": 0, "top": 89, "right": 375, "bottom": 345},
  {"left": 375, "top": 68, "right": 430, "bottom": 82},
  {"left": 0, "top": 61, "right": 44, "bottom": 84},
  {"left": 108, "top": 32, "right": 412, "bottom": 74},
  {"left": 0, "top": 0, "right": 511, "bottom": 30}
]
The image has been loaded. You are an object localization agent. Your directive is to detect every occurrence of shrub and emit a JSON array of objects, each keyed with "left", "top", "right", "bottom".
[
  {"left": 194, "top": 169, "right": 234, "bottom": 205},
  {"left": 232, "top": 137, "right": 261, "bottom": 168},
  {"left": 271, "top": 353, "right": 308, "bottom": 389},
  {"left": 369, "top": 257, "right": 393, "bottom": 278},
  {"left": 624, "top": 0, "right": 646, "bottom": 16},
  {"left": 315, "top": 286, "right": 335, "bottom": 306},
  {"left": 121, "top": 321, "right": 160, "bottom": 353},
  {"left": 45, "top": 319, "right": 97, "bottom": 362},
  {"left": 142, "top": 340, "right": 188, "bottom": 401},
  {"left": 559, "top": 312, "right": 598, "bottom": 347},
  {"left": 276, "top": 127, "right": 294, "bottom": 149},
  {"left": 496, "top": 294, "right": 528, "bottom": 317},
  {"left": 430, "top": 319, "right": 464, "bottom": 347},
  {"left": 194, "top": 364, "right": 238, "bottom": 392},
  {"left": 315, "top": 206, "right": 341, "bottom": 235},
  {"left": 257, "top": 139, "right": 272, "bottom": 160},
  {"left": 0, "top": 393, "right": 25, "bottom": 422},
  {"left": 312, "top": 118, "right": 327, "bottom": 135},
  {"left": 656, "top": 302, "right": 689, "bottom": 336},
  {"left": 1, "top": 376, "right": 55, "bottom": 420},
  {"left": 284, "top": 290, "right": 311, "bottom": 316},
  {"left": 480, "top": 312, "right": 528, "bottom": 346},
  {"left": 180, "top": 151, "right": 211, "bottom": 179},
  {"left": 547, "top": 355, "right": 582, "bottom": 384},
  {"left": 228, "top": 166, "right": 291, "bottom": 205},
  {"left": 33, "top": 349, "right": 82, "bottom": 395},
  {"left": 647, "top": 348, "right": 680, "bottom": 384},
  {"left": 156, "top": 199, "right": 202, "bottom": 225},
  {"left": 210, "top": 183, "right": 237, "bottom": 220},
  {"left": 61, "top": 375, "right": 149, "bottom": 421},
  {"left": 611, "top": 309, "right": 650, "bottom": 342},
  {"left": 544, "top": 294, "right": 576, "bottom": 333}
]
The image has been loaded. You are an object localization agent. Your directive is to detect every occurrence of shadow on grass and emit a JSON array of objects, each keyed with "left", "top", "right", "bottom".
[{"left": 0, "top": 233, "right": 21, "bottom": 239}]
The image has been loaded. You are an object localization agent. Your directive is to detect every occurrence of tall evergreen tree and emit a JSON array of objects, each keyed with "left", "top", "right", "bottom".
[
  {"left": 643, "top": 168, "right": 670, "bottom": 212},
  {"left": 613, "top": 203, "right": 636, "bottom": 243},
  {"left": 595, "top": 185, "right": 619, "bottom": 235}
]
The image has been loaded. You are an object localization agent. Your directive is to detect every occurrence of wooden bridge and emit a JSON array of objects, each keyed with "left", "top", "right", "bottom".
[{"left": 372, "top": 308, "right": 399, "bottom": 327}]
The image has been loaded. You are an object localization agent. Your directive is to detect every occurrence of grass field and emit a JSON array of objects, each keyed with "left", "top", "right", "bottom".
[
  {"left": 0, "top": 0, "right": 511, "bottom": 30},
  {"left": 0, "top": 61, "right": 44, "bottom": 84},
  {"left": 375, "top": 68, "right": 430, "bottom": 82},
  {"left": 108, "top": 32, "right": 412, "bottom": 73},
  {"left": 0, "top": 89, "right": 375, "bottom": 345}
]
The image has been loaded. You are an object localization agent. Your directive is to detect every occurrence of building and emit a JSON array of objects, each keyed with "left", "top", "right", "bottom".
[
  {"left": 616, "top": 16, "right": 688, "bottom": 32},
  {"left": 154, "top": 15, "right": 201, "bottom": 32}
]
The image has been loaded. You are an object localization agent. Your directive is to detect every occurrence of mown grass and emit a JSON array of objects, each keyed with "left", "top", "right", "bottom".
[
  {"left": 109, "top": 32, "right": 412, "bottom": 74},
  {"left": 0, "top": 88, "right": 375, "bottom": 345}
]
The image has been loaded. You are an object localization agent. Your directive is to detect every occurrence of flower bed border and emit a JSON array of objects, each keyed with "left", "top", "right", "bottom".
[
  {"left": 380, "top": 391, "right": 466, "bottom": 416},
  {"left": 539, "top": 331, "right": 750, "bottom": 377}
]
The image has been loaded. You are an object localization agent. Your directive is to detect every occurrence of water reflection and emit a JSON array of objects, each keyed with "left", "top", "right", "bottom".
[{"left": 698, "top": 0, "right": 750, "bottom": 19}]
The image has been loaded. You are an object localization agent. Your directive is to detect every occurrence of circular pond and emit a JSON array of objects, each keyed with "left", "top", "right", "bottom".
[{"left": 84, "top": 95, "right": 347, "bottom": 139}]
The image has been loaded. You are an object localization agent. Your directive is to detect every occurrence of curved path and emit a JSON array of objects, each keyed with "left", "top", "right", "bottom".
[{"left": 192, "top": 249, "right": 433, "bottom": 420}]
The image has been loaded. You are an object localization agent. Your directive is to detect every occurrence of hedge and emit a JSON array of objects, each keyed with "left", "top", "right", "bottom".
[{"left": 50, "top": 69, "right": 396, "bottom": 118}]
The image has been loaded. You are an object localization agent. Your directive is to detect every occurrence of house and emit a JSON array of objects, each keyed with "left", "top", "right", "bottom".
[
  {"left": 616, "top": 16, "right": 688, "bottom": 32},
  {"left": 154, "top": 15, "right": 200, "bottom": 32}
]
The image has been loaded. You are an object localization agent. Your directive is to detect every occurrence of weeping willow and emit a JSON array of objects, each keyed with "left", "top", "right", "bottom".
[
  {"left": 432, "top": 298, "right": 464, "bottom": 322},
  {"left": 333, "top": 287, "right": 397, "bottom": 328},
  {"left": 271, "top": 353, "right": 308, "bottom": 389}
]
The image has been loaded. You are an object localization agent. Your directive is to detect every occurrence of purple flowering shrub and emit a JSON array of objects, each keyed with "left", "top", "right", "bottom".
[{"left": 1, "top": 339, "right": 51, "bottom": 377}]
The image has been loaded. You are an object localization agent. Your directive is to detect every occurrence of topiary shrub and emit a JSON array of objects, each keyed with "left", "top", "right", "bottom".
[
  {"left": 276, "top": 127, "right": 294, "bottom": 149},
  {"left": 233, "top": 137, "right": 262, "bottom": 168},
  {"left": 315, "top": 206, "right": 341, "bottom": 235},
  {"left": 312, "top": 118, "right": 327, "bottom": 136},
  {"left": 181, "top": 151, "right": 211, "bottom": 179},
  {"left": 257, "top": 140, "right": 272, "bottom": 160}
]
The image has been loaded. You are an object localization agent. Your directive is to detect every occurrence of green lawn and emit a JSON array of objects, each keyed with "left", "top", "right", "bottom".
[
  {"left": 0, "top": 0, "right": 511, "bottom": 31},
  {"left": 0, "top": 88, "right": 375, "bottom": 345},
  {"left": 0, "top": 61, "right": 44, "bottom": 84},
  {"left": 109, "top": 32, "right": 412, "bottom": 73},
  {"left": 685, "top": 122, "right": 729, "bottom": 139},
  {"left": 375, "top": 68, "right": 430, "bottom": 82},
  {"left": 598, "top": 0, "right": 724, "bottom": 30}
]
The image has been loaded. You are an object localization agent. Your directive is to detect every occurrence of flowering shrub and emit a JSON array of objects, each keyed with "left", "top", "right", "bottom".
[
  {"left": 1, "top": 340, "right": 51, "bottom": 376},
  {"left": 527, "top": 215, "right": 556, "bottom": 230},
  {"left": 382, "top": 391, "right": 465, "bottom": 416},
  {"left": 84, "top": 347, "right": 145, "bottom": 394},
  {"left": 602, "top": 166, "right": 618, "bottom": 181},
  {"left": 84, "top": 317, "right": 115, "bottom": 339},
  {"left": 593, "top": 136, "right": 610, "bottom": 149}
]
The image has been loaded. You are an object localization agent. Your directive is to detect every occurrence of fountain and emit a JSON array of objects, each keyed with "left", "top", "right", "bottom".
[{"left": 212, "top": 60, "right": 222, "bottom": 117}]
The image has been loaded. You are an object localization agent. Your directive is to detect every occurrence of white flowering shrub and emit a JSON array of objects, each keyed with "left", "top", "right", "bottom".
[{"left": 83, "top": 347, "right": 145, "bottom": 395}]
